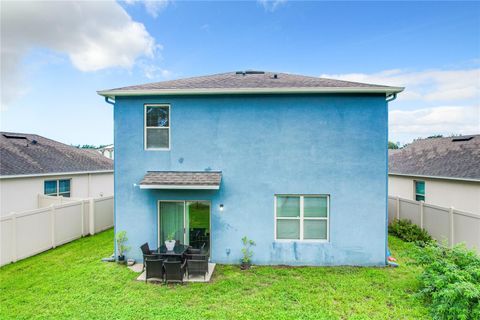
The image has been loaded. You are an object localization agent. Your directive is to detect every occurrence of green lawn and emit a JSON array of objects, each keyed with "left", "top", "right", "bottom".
[{"left": 0, "top": 229, "right": 429, "bottom": 319}]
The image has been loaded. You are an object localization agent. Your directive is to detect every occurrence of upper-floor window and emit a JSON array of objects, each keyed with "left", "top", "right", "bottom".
[
  {"left": 44, "top": 179, "right": 71, "bottom": 197},
  {"left": 275, "top": 195, "right": 329, "bottom": 241},
  {"left": 414, "top": 180, "right": 425, "bottom": 201},
  {"left": 145, "top": 104, "right": 170, "bottom": 150}
]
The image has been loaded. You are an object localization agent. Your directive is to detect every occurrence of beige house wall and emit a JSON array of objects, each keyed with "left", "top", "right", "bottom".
[
  {"left": 0, "top": 172, "right": 113, "bottom": 216},
  {"left": 388, "top": 174, "right": 480, "bottom": 214}
]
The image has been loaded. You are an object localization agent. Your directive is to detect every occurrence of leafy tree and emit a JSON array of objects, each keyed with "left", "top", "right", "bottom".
[
  {"left": 388, "top": 141, "right": 399, "bottom": 149},
  {"left": 71, "top": 144, "right": 111, "bottom": 149}
]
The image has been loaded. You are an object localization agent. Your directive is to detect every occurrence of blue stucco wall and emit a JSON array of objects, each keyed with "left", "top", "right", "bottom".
[{"left": 114, "top": 94, "right": 388, "bottom": 266}]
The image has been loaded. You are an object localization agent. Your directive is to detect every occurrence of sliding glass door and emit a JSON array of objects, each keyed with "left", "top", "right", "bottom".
[
  {"left": 186, "top": 201, "right": 210, "bottom": 251},
  {"left": 159, "top": 201, "right": 184, "bottom": 245},
  {"left": 158, "top": 201, "right": 210, "bottom": 250}
]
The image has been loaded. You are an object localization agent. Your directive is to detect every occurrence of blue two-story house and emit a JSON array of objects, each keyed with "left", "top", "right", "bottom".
[{"left": 98, "top": 71, "right": 403, "bottom": 266}]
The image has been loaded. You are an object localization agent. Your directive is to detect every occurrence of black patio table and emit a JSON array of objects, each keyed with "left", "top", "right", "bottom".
[{"left": 154, "top": 244, "right": 189, "bottom": 258}]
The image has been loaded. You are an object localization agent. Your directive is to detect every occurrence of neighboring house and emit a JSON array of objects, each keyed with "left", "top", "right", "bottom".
[
  {"left": 389, "top": 135, "right": 480, "bottom": 214},
  {"left": 0, "top": 132, "right": 114, "bottom": 216},
  {"left": 98, "top": 144, "right": 114, "bottom": 159},
  {"left": 98, "top": 70, "right": 403, "bottom": 266}
]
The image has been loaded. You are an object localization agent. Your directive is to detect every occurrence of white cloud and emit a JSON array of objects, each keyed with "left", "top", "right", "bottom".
[
  {"left": 321, "top": 68, "right": 480, "bottom": 103},
  {"left": 390, "top": 106, "right": 480, "bottom": 138},
  {"left": 0, "top": 1, "right": 157, "bottom": 108},
  {"left": 257, "top": 0, "right": 287, "bottom": 12},
  {"left": 140, "top": 63, "right": 172, "bottom": 80},
  {"left": 124, "top": 0, "right": 171, "bottom": 18},
  {"left": 321, "top": 67, "right": 480, "bottom": 144}
]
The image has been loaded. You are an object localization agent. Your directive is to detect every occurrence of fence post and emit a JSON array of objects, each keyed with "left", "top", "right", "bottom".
[
  {"left": 12, "top": 214, "right": 17, "bottom": 263},
  {"left": 50, "top": 205, "right": 56, "bottom": 248},
  {"left": 81, "top": 200, "right": 85, "bottom": 237},
  {"left": 396, "top": 196, "right": 400, "bottom": 220},
  {"left": 89, "top": 198, "right": 95, "bottom": 236},
  {"left": 420, "top": 201, "right": 424, "bottom": 229},
  {"left": 449, "top": 206, "right": 455, "bottom": 248}
]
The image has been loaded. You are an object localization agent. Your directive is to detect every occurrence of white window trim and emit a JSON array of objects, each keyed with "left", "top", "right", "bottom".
[
  {"left": 144, "top": 104, "right": 171, "bottom": 151},
  {"left": 44, "top": 179, "right": 71, "bottom": 197},
  {"left": 274, "top": 194, "right": 329, "bottom": 243},
  {"left": 414, "top": 180, "right": 425, "bottom": 201}
]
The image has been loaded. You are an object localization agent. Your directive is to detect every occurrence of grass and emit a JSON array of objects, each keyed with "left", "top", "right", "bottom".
[{"left": 0, "top": 229, "right": 429, "bottom": 319}]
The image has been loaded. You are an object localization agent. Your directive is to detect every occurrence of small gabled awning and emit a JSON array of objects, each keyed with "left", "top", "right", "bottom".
[{"left": 139, "top": 171, "right": 222, "bottom": 190}]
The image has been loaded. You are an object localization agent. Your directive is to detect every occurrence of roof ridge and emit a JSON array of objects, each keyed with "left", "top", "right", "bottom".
[{"left": 98, "top": 70, "right": 404, "bottom": 96}]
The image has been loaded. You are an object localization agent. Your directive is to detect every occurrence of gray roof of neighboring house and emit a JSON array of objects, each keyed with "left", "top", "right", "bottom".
[
  {"left": 98, "top": 71, "right": 403, "bottom": 97},
  {"left": 388, "top": 135, "right": 480, "bottom": 181},
  {"left": 139, "top": 171, "right": 222, "bottom": 187},
  {"left": 0, "top": 132, "right": 113, "bottom": 177}
]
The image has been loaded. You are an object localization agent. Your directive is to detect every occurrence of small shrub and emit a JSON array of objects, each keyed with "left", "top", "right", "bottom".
[
  {"left": 414, "top": 243, "right": 480, "bottom": 320},
  {"left": 240, "top": 236, "right": 256, "bottom": 270},
  {"left": 389, "top": 219, "right": 433, "bottom": 244},
  {"left": 115, "top": 230, "right": 130, "bottom": 259}
]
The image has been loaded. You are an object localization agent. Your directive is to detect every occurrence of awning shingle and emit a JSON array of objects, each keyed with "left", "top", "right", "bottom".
[{"left": 139, "top": 171, "right": 222, "bottom": 189}]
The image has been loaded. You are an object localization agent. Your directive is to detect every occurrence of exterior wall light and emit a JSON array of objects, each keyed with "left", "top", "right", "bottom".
[{"left": 219, "top": 204, "right": 224, "bottom": 211}]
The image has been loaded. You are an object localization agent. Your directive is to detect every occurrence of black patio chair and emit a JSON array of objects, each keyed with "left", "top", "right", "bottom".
[
  {"left": 140, "top": 242, "right": 154, "bottom": 255},
  {"left": 164, "top": 260, "right": 187, "bottom": 284},
  {"left": 140, "top": 243, "right": 155, "bottom": 271},
  {"left": 145, "top": 258, "right": 164, "bottom": 283},
  {"left": 143, "top": 253, "right": 160, "bottom": 271},
  {"left": 187, "top": 259, "right": 209, "bottom": 280}
]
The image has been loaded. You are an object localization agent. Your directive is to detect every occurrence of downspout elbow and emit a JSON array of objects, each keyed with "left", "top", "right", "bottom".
[
  {"left": 105, "top": 96, "right": 115, "bottom": 105},
  {"left": 386, "top": 93, "right": 397, "bottom": 102}
]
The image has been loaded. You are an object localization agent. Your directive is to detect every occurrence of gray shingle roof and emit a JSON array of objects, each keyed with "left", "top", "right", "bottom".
[
  {"left": 139, "top": 171, "right": 222, "bottom": 188},
  {"left": 0, "top": 132, "right": 113, "bottom": 177},
  {"left": 98, "top": 71, "right": 403, "bottom": 96},
  {"left": 389, "top": 135, "right": 480, "bottom": 180}
]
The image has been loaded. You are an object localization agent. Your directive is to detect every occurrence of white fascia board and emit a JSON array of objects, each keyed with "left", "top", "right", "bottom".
[
  {"left": 388, "top": 172, "right": 480, "bottom": 183},
  {"left": 97, "top": 86, "right": 405, "bottom": 98},
  {"left": 139, "top": 184, "right": 220, "bottom": 190},
  {"left": 0, "top": 170, "right": 114, "bottom": 179}
]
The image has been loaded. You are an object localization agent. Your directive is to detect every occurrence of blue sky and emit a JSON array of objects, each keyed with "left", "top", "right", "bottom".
[{"left": 1, "top": 1, "right": 479, "bottom": 145}]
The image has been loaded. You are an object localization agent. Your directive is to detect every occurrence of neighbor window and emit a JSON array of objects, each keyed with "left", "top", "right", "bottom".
[
  {"left": 414, "top": 180, "right": 425, "bottom": 201},
  {"left": 145, "top": 105, "right": 170, "bottom": 150},
  {"left": 275, "top": 195, "right": 329, "bottom": 241},
  {"left": 44, "top": 179, "right": 71, "bottom": 197}
]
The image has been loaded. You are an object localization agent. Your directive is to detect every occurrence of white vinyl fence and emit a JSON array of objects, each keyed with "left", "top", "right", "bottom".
[
  {"left": 0, "top": 195, "right": 113, "bottom": 266},
  {"left": 388, "top": 196, "right": 480, "bottom": 251}
]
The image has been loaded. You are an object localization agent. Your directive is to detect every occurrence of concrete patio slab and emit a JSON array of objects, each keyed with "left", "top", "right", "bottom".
[{"left": 129, "top": 263, "right": 216, "bottom": 283}]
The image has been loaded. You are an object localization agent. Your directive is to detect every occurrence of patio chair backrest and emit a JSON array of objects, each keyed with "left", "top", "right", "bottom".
[
  {"left": 144, "top": 254, "right": 159, "bottom": 261},
  {"left": 187, "top": 259, "right": 208, "bottom": 274},
  {"left": 140, "top": 243, "right": 151, "bottom": 255},
  {"left": 187, "top": 248, "right": 201, "bottom": 254},
  {"left": 164, "top": 261, "right": 186, "bottom": 282},
  {"left": 186, "top": 253, "right": 208, "bottom": 261},
  {"left": 145, "top": 258, "right": 164, "bottom": 281}
]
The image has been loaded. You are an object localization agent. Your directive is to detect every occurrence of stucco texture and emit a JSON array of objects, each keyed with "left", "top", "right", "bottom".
[{"left": 114, "top": 94, "right": 388, "bottom": 266}]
